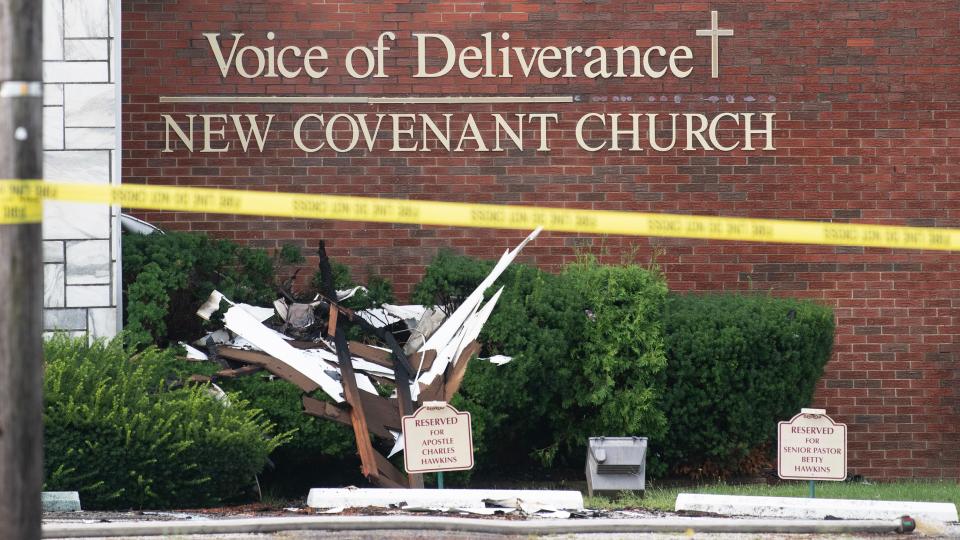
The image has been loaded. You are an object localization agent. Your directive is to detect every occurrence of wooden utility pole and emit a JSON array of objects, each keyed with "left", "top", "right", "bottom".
[{"left": 0, "top": 0, "right": 44, "bottom": 539}]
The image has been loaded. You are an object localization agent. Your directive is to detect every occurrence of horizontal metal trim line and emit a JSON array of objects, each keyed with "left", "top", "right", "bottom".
[
  {"left": 372, "top": 96, "right": 573, "bottom": 104},
  {"left": 158, "top": 95, "right": 574, "bottom": 104}
]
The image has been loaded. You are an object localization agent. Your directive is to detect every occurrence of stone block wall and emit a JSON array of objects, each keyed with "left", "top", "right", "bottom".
[{"left": 42, "top": 0, "right": 120, "bottom": 338}]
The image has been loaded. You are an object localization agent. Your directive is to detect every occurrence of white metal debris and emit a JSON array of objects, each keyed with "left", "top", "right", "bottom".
[
  {"left": 222, "top": 301, "right": 344, "bottom": 402},
  {"left": 196, "top": 291, "right": 227, "bottom": 321},
  {"left": 483, "top": 355, "right": 512, "bottom": 366},
  {"left": 193, "top": 329, "right": 233, "bottom": 348},
  {"left": 191, "top": 229, "right": 541, "bottom": 458},
  {"left": 382, "top": 304, "right": 427, "bottom": 325},
  {"left": 336, "top": 286, "right": 367, "bottom": 301},
  {"left": 301, "top": 348, "right": 395, "bottom": 379},
  {"left": 413, "top": 287, "right": 503, "bottom": 397},
  {"left": 235, "top": 303, "right": 275, "bottom": 323},
  {"left": 178, "top": 342, "right": 209, "bottom": 361},
  {"left": 387, "top": 430, "right": 403, "bottom": 458},
  {"left": 403, "top": 307, "right": 447, "bottom": 355},
  {"left": 418, "top": 227, "right": 540, "bottom": 355},
  {"left": 273, "top": 299, "right": 289, "bottom": 321},
  {"left": 120, "top": 213, "right": 164, "bottom": 235},
  {"left": 354, "top": 308, "right": 402, "bottom": 328}
]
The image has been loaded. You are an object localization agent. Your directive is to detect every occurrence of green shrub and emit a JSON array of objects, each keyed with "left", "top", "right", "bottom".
[
  {"left": 215, "top": 374, "right": 363, "bottom": 492},
  {"left": 658, "top": 293, "right": 834, "bottom": 477},
  {"left": 123, "top": 232, "right": 398, "bottom": 493},
  {"left": 123, "top": 232, "right": 395, "bottom": 349},
  {"left": 122, "top": 232, "right": 283, "bottom": 348},
  {"left": 442, "top": 263, "right": 578, "bottom": 472},
  {"left": 412, "top": 249, "right": 496, "bottom": 309},
  {"left": 43, "top": 336, "right": 289, "bottom": 509},
  {"left": 414, "top": 252, "right": 669, "bottom": 474},
  {"left": 414, "top": 252, "right": 835, "bottom": 481},
  {"left": 312, "top": 261, "right": 396, "bottom": 311}
]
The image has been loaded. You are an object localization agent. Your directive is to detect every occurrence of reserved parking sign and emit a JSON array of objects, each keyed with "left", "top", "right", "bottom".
[{"left": 778, "top": 408, "right": 847, "bottom": 481}]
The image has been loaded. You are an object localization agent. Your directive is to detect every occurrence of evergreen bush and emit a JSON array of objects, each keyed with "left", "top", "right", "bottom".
[
  {"left": 122, "top": 232, "right": 286, "bottom": 348},
  {"left": 414, "top": 252, "right": 669, "bottom": 473},
  {"left": 215, "top": 373, "right": 363, "bottom": 491},
  {"left": 43, "top": 336, "right": 289, "bottom": 509},
  {"left": 658, "top": 293, "right": 835, "bottom": 477},
  {"left": 123, "top": 231, "right": 395, "bottom": 348},
  {"left": 122, "top": 232, "right": 395, "bottom": 493},
  {"left": 414, "top": 251, "right": 834, "bottom": 479}
]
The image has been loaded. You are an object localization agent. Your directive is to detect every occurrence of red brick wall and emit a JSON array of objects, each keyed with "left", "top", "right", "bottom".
[{"left": 122, "top": 0, "right": 960, "bottom": 479}]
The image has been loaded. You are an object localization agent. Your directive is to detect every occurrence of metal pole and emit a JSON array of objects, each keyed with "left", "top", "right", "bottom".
[
  {"left": 809, "top": 480, "right": 815, "bottom": 498},
  {"left": 0, "top": 0, "right": 44, "bottom": 539},
  {"left": 437, "top": 472, "right": 444, "bottom": 489}
]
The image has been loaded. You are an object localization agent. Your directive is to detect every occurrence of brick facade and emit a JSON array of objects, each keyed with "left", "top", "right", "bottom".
[{"left": 121, "top": 0, "right": 960, "bottom": 479}]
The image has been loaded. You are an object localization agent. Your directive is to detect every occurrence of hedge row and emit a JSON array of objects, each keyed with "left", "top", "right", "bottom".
[
  {"left": 122, "top": 231, "right": 395, "bottom": 349},
  {"left": 43, "top": 336, "right": 289, "bottom": 509},
  {"left": 111, "top": 232, "right": 835, "bottom": 500},
  {"left": 413, "top": 251, "right": 835, "bottom": 478},
  {"left": 413, "top": 255, "right": 669, "bottom": 473},
  {"left": 661, "top": 293, "right": 834, "bottom": 477}
]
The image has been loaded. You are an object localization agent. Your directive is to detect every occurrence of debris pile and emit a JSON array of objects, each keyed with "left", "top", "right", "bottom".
[{"left": 183, "top": 228, "right": 541, "bottom": 488}]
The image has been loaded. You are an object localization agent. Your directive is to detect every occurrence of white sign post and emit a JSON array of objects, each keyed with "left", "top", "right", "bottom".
[
  {"left": 402, "top": 402, "right": 474, "bottom": 478},
  {"left": 778, "top": 408, "right": 847, "bottom": 497}
]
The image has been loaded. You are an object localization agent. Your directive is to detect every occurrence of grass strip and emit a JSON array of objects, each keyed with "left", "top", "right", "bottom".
[{"left": 585, "top": 481, "right": 960, "bottom": 512}]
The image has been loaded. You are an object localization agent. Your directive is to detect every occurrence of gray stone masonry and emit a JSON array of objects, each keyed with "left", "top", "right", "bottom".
[{"left": 42, "top": 0, "right": 119, "bottom": 338}]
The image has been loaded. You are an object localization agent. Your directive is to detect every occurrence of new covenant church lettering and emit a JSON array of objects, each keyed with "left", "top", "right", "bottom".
[
  {"left": 159, "top": 12, "right": 776, "bottom": 155},
  {"left": 161, "top": 111, "right": 775, "bottom": 153}
]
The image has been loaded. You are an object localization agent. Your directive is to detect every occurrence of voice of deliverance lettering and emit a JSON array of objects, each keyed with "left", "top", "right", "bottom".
[
  {"left": 160, "top": 11, "right": 780, "bottom": 156},
  {"left": 402, "top": 404, "right": 474, "bottom": 474},
  {"left": 778, "top": 409, "right": 847, "bottom": 481}
]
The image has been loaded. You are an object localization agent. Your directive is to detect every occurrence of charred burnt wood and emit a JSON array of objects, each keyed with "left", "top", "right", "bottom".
[
  {"left": 274, "top": 285, "right": 296, "bottom": 304},
  {"left": 216, "top": 346, "right": 320, "bottom": 393},
  {"left": 347, "top": 341, "right": 393, "bottom": 369},
  {"left": 302, "top": 396, "right": 354, "bottom": 429},
  {"left": 333, "top": 316, "right": 382, "bottom": 481},
  {"left": 316, "top": 241, "right": 422, "bottom": 488},
  {"left": 416, "top": 341, "right": 481, "bottom": 406},
  {"left": 312, "top": 244, "right": 417, "bottom": 378},
  {"left": 443, "top": 341, "right": 482, "bottom": 402},
  {"left": 301, "top": 393, "right": 413, "bottom": 488},
  {"left": 312, "top": 294, "right": 417, "bottom": 378},
  {"left": 203, "top": 340, "right": 233, "bottom": 370},
  {"left": 287, "top": 340, "right": 325, "bottom": 350},
  {"left": 278, "top": 268, "right": 301, "bottom": 296},
  {"left": 372, "top": 452, "right": 408, "bottom": 488},
  {"left": 413, "top": 349, "right": 437, "bottom": 373},
  {"left": 317, "top": 241, "right": 386, "bottom": 483},
  {"left": 358, "top": 392, "right": 402, "bottom": 433},
  {"left": 213, "top": 365, "right": 263, "bottom": 379}
]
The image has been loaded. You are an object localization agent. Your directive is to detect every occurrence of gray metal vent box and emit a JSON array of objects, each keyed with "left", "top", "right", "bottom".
[{"left": 585, "top": 436, "right": 647, "bottom": 497}]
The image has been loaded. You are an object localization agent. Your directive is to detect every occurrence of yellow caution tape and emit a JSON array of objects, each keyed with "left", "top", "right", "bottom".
[
  {"left": 1, "top": 179, "right": 957, "bottom": 251},
  {"left": 0, "top": 181, "right": 44, "bottom": 224}
]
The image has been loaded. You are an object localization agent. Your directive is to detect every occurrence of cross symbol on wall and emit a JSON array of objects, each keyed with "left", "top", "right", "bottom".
[{"left": 696, "top": 10, "right": 734, "bottom": 78}]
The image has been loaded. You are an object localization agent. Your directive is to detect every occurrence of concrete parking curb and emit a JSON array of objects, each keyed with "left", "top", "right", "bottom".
[
  {"left": 675, "top": 493, "right": 959, "bottom": 522},
  {"left": 43, "top": 515, "right": 914, "bottom": 538},
  {"left": 306, "top": 487, "right": 584, "bottom": 510}
]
